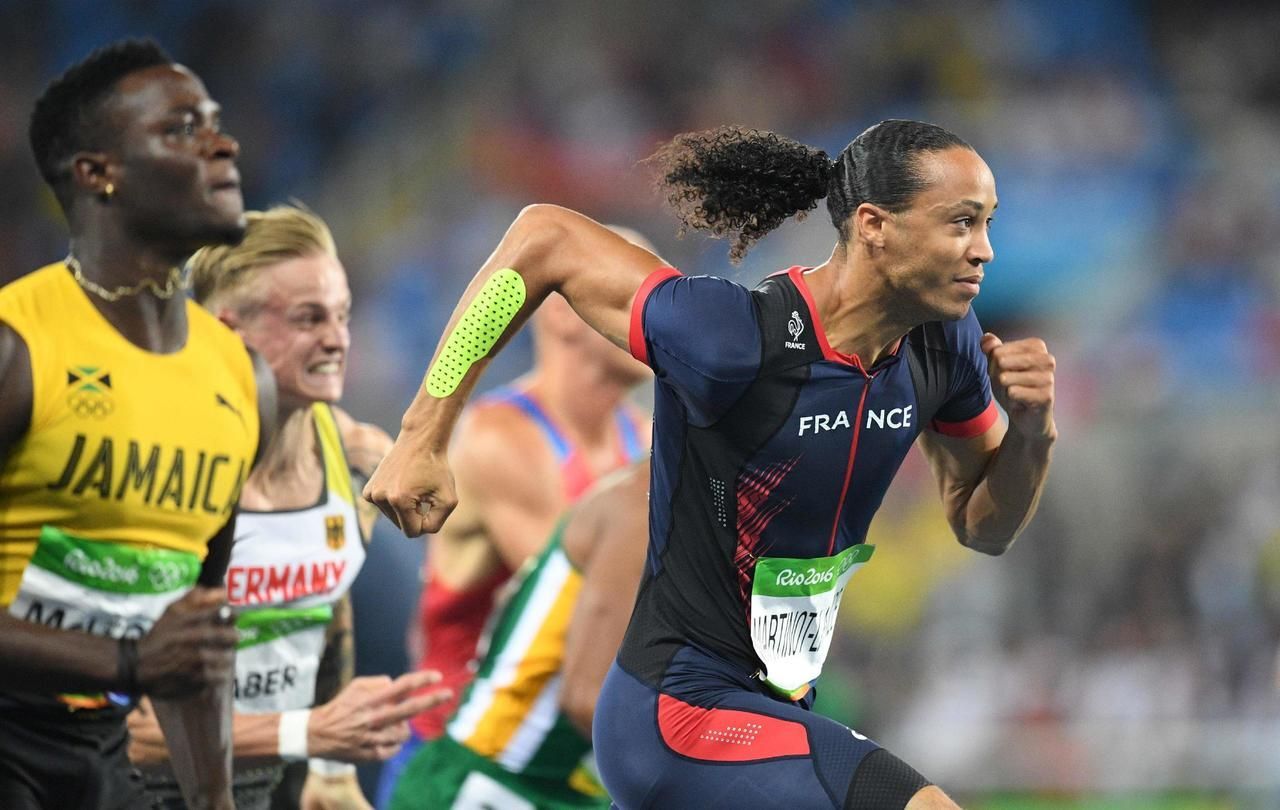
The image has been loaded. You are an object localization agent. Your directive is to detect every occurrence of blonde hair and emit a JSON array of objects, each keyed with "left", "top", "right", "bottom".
[{"left": 189, "top": 204, "right": 337, "bottom": 311}]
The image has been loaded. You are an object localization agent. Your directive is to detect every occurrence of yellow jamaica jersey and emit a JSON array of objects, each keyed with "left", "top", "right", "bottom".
[{"left": 0, "top": 262, "right": 259, "bottom": 606}]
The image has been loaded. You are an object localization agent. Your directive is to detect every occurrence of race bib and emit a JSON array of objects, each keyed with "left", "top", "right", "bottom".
[
  {"left": 451, "top": 771, "right": 535, "bottom": 810},
  {"left": 9, "top": 526, "right": 200, "bottom": 639},
  {"left": 8, "top": 526, "right": 201, "bottom": 709},
  {"left": 749, "top": 544, "right": 874, "bottom": 699},
  {"left": 233, "top": 605, "right": 332, "bottom": 713}
]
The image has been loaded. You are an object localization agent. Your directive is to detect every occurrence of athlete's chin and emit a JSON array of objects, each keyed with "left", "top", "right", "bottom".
[
  {"left": 291, "top": 380, "right": 344, "bottom": 406},
  {"left": 185, "top": 216, "right": 246, "bottom": 250},
  {"left": 927, "top": 298, "right": 972, "bottom": 322},
  {"left": 209, "top": 215, "right": 248, "bottom": 246}
]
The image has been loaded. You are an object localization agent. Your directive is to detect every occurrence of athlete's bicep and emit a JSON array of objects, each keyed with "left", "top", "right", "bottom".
[
  {"left": 0, "top": 323, "right": 33, "bottom": 462},
  {"left": 917, "top": 422, "right": 1005, "bottom": 539},
  {"left": 537, "top": 206, "right": 670, "bottom": 349}
]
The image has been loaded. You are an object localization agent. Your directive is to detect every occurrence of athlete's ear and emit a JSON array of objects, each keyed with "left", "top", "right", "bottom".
[
  {"left": 851, "top": 203, "right": 890, "bottom": 251},
  {"left": 70, "top": 151, "right": 112, "bottom": 198},
  {"left": 215, "top": 307, "right": 244, "bottom": 335}
]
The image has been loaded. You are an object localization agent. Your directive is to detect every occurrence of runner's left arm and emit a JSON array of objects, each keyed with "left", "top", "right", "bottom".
[{"left": 918, "top": 332, "right": 1056, "bottom": 555}]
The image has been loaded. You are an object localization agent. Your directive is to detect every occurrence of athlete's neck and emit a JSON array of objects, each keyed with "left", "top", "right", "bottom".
[
  {"left": 241, "top": 406, "right": 323, "bottom": 509},
  {"left": 804, "top": 247, "right": 913, "bottom": 367},
  {"left": 65, "top": 234, "right": 190, "bottom": 354},
  {"left": 522, "top": 353, "right": 632, "bottom": 451}
]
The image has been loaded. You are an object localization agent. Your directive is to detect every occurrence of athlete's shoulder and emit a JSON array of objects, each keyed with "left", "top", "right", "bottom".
[
  {"left": 330, "top": 405, "right": 393, "bottom": 477},
  {"left": 0, "top": 263, "right": 71, "bottom": 310}
]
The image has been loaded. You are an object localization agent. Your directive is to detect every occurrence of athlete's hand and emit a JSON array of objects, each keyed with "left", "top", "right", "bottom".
[
  {"left": 362, "top": 437, "right": 457, "bottom": 537},
  {"left": 137, "top": 586, "right": 238, "bottom": 699},
  {"left": 307, "top": 670, "right": 450, "bottom": 761},
  {"left": 300, "top": 771, "right": 373, "bottom": 810},
  {"left": 125, "top": 697, "right": 169, "bottom": 766},
  {"left": 982, "top": 333, "right": 1056, "bottom": 442}
]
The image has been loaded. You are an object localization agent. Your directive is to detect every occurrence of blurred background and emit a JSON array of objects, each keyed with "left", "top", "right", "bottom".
[{"left": 3, "top": 0, "right": 1279, "bottom": 806}]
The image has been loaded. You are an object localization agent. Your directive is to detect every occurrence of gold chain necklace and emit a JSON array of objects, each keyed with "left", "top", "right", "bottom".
[{"left": 65, "top": 255, "right": 187, "bottom": 302}]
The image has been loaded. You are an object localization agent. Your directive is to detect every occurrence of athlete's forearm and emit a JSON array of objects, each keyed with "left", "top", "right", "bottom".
[
  {"left": 152, "top": 683, "right": 235, "bottom": 810},
  {"left": 397, "top": 206, "right": 564, "bottom": 445},
  {"left": 0, "top": 613, "right": 122, "bottom": 693},
  {"left": 399, "top": 204, "right": 653, "bottom": 444},
  {"left": 370, "top": 206, "right": 658, "bottom": 536},
  {"left": 226, "top": 712, "right": 287, "bottom": 761},
  {"left": 958, "top": 427, "right": 1055, "bottom": 555}
]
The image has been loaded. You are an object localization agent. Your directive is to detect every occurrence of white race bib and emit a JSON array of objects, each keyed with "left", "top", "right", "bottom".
[
  {"left": 233, "top": 605, "right": 332, "bottom": 713},
  {"left": 10, "top": 527, "right": 200, "bottom": 639},
  {"left": 749, "top": 544, "right": 874, "bottom": 699},
  {"left": 9, "top": 527, "right": 201, "bottom": 709}
]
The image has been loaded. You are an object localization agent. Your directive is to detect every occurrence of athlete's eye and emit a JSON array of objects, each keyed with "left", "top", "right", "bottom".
[
  {"left": 165, "top": 118, "right": 198, "bottom": 138},
  {"left": 954, "top": 217, "right": 973, "bottom": 230}
]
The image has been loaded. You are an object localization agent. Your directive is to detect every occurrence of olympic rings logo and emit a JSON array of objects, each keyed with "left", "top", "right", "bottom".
[
  {"left": 148, "top": 561, "right": 189, "bottom": 592},
  {"left": 67, "top": 391, "right": 115, "bottom": 419}
]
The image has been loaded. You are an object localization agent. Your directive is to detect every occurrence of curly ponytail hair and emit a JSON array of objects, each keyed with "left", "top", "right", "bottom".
[
  {"left": 648, "top": 127, "right": 832, "bottom": 264},
  {"left": 649, "top": 120, "right": 971, "bottom": 263}
]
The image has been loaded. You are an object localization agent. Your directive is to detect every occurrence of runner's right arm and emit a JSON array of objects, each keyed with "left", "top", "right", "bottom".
[{"left": 365, "top": 205, "right": 663, "bottom": 537}]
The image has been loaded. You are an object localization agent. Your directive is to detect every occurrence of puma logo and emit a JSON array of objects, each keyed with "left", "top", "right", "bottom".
[{"left": 215, "top": 393, "right": 245, "bottom": 426}]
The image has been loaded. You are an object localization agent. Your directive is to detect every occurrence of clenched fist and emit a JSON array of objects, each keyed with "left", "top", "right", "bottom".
[
  {"left": 981, "top": 333, "right": 1056, "bottom": 442},
  {"left": 136, "top": 586, "right": 238, "bottom": 699},
  {"left": 362, "top": 435, "right": 457, "bottom": 538}
]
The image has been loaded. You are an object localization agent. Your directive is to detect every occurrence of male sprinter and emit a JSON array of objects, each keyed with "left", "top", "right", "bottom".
[{"left": 0, "top": 40, "right": 273, "bottom": 809}]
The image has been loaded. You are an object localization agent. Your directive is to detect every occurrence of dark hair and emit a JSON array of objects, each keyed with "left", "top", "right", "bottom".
[
  {"left": 649, "top": 120, "right": 971, "bottom": 263},
  {"left": 29, "top": 39, "right": 173, "bottom": 207}
]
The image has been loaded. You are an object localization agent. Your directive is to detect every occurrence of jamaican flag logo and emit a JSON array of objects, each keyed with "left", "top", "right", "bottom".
[{"left": 66, "top": 366, "right": 114, "bottom": 419}]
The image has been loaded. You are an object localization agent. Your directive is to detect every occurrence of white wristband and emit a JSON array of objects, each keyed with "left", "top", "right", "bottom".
[
  {"left": 308, "top": 758, "right": 358, "bottom": 777},
  {"left": 277, "top": 709, "right": 311, "bottom": 761}
]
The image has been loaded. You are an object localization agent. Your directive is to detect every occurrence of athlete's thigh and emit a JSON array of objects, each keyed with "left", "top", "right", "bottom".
[
  {"left": 713, "top": 690, "right": 935, "bottom": 810},
  {"left": 598, "top": 663, "right": 933, "bottom": 809},
  {"left": 597, "top": 665, "right": 868, "bottom": 809}
]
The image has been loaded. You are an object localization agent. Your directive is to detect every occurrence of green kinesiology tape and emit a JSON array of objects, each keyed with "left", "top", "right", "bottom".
[{"left": 425, "top": 268, "right": 527, "bottom": 397}]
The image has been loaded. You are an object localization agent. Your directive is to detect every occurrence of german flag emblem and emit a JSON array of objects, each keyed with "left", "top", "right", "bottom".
[{"left": 325, "top": 515, "right": 345, "bottom": 550}]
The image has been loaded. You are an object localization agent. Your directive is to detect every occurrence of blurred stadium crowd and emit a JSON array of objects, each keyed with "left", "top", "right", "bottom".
[{"left": 2, "top": 0, "right": 1278, "bottom": 803}]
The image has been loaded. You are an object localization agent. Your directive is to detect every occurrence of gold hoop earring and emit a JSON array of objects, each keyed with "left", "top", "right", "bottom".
[{"left": 102, "top": 182, "right": 115, "bottom": 201}]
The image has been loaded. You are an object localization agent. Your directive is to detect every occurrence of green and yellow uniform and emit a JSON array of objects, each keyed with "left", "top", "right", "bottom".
[
  {"left": 0, "top": 262, "right": 258, "bottom": 804},
  {"left": 391, "top": 523, "right": 608, "bottom": 810}
]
